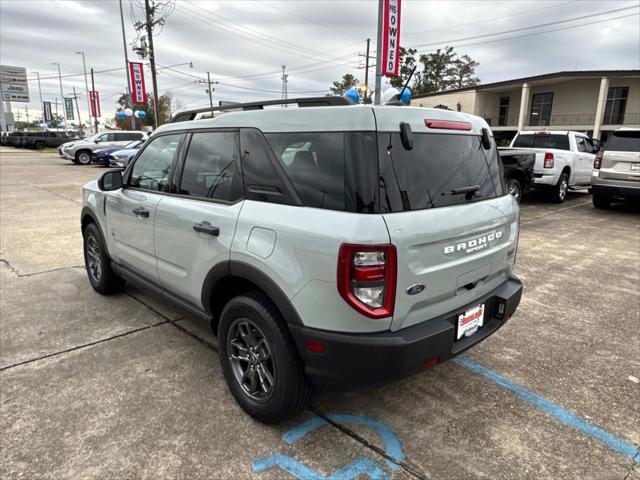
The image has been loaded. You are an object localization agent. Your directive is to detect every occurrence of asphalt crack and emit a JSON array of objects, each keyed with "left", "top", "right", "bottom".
[
  {"left": 623, "top": 445, "right": 640, "bottom": 480},
  {"left": 0, "top": 258, "right": 85, "bottom": 277},
  {"left": 309, "top": 406, "right": 430, "bottom": 480}
]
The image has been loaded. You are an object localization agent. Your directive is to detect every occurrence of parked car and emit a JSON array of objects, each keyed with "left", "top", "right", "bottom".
[
  {"left": 23, "top": 131, "right": 79, "bottom": 149},
  {"left": 107, "top": 140, "right": 145, "bottom": 168},
  {"left": 591, "top": 128, "right": 640, "bottom": 208},
  {"left": 510, "top": 130, "right": 597, "bottom": 202},
  {"left": 0, "top": 132, "right": 7, "bottom": 145},
  {"left": 91, "top": 140, "right": 145, "bottom": 166},
  {"left": 498, "top": 147, "right": 536, "bottom": 203},
  {"left": 81, "top": 98, "right": 522, "bottom": 423},
  {"left": 59, "top": 130, "right": 148, "bottom": 165},
  {"left": 5, "top": 132, "right": 25, "bottom": 147}
]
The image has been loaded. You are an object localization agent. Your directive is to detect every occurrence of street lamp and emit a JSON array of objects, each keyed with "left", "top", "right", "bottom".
[
  {"left": 75, "top": 51, "right": 92, "bottom": 134},
  {"left": 50, "top": 62, "right": 67, "bottom": 131}
]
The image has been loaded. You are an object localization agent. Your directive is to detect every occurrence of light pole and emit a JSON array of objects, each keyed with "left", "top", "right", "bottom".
[
  {"left": 75, "top": 51, "right": 92, "bottom": 134},
  {"left": 118, "top": 0, "right": 136, "bottom": 129},
  {"left": 51, "top": 62, "right": 67, "bottom": 131},
  {"left": 33, "top": 72, "right": 45, "bottom": 129}
]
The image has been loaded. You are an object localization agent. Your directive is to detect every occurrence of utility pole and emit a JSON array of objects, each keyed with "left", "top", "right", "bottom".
[
  {"left": 118, "top": 0, "right": 136, "bottom": 130},
  {"left": 51, "top": 62, "right": 67, "bottom": 131},
  {"left": 72, "top": 86, "right": 82, "bottom": 133},
  {"left": 281, "top": 65, "right": 288, "bottom": 107},
  {"left": 25, "top": 105, "right": 30, "bottom": 125},
  {"left": 143, "top": 0, "right": 160, "bottom": 128},
  {"left": 206, "top": 72, "right": 215, "bottom": 116},
  {"left": 358, "top": 38, "right": 374, "bottom": 103},
  {"left": 91, "top": 68, "right": 99, "bottom": 133},
  {"left": 374, "top": 0, "right": 383, "bottom": 105},
  {"left": 75, "top": 51, "right": 93, "bottom": 133}
]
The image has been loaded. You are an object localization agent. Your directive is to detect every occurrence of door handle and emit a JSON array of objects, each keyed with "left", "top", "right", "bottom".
[
  {"left": 193, "top": 221, "right": 220, "bottom": 236},
  {"left": 132, "top": 207, "right": 149, "bottom": 218}
]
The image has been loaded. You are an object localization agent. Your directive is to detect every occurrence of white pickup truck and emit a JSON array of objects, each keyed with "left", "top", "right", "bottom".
[{"left": 510, "top": 130, "right": 597, "bottom": 202}]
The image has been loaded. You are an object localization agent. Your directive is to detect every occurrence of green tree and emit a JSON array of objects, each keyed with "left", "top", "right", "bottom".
[
  {"left": 451, "top": 54, "right": 480, "bottom": 89},
  {"left": 414, "top": 46, "right": 457, "bottom": 95},
  {"left": 330, "top": 73, "right": 359, "bottom": 95},
  {"left": 390, "top": 47, "right": 417, "bottom": 89}
]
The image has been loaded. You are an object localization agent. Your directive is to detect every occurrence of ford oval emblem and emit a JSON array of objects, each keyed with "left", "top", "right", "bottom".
[{"left": 406, "top": 284, "right": 425, "bottom": 295}]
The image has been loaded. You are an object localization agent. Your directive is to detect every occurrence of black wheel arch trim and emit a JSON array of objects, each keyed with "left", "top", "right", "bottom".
[
  {"left": 201, "top": 260, "right": 303, "bottom": 326},
  {"left": 81, "top": 207, "right": 110, "bottom": 256}
]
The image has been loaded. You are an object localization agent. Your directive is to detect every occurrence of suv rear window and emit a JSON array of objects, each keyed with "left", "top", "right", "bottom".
[
  {"left": 605, "top": 131, "right": 640, "bottom": 152},
  {"left": 512, "top": 133, "right": 570, "bottom": 150},
  {"left": 379, "top": 132, "right": 504, "bottom": 212},
  {"left": 264, "top": 132, "right": 377, "bottom": 213}
]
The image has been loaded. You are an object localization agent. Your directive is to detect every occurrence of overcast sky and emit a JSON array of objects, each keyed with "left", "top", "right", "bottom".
[{"left": 1, "top": 0, "right": 639, "bottom": 123}]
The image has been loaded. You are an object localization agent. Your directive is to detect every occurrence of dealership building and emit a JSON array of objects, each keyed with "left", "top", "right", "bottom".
[{"left": 410, "top": 70, "right": 640, "bottom": 141}]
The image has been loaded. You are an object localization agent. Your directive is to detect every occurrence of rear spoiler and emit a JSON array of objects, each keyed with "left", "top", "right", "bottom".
[{"left": 170, "top": 96, "right": 351, "bottom": 123}]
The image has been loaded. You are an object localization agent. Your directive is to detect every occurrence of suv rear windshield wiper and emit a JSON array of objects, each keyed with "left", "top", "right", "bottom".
[{"left": 449, "top": 184, "right": 480, "bottom": 195}]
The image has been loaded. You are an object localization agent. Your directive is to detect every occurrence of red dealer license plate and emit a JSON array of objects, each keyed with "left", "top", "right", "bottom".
[{"left": 457, "top": 303, "right": 485, "bottom": 340}]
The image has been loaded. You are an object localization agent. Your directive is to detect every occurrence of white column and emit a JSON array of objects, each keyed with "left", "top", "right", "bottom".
[
  {"left": 592, "top": 77, "right": 609, "bottom": 140},
  {"left": 517, "top": 83, "right": 530, "bottom": 131}
]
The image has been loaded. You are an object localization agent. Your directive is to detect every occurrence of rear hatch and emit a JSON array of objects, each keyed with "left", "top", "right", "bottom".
[
  {"left": 600, "top": 130, "right": 640, "bottom": 182},
  {"left": 511, "top": 132, "right": 571, "bottom": 173},
  {"left": 375, "top": 109, "right": 518, "bottom": 331}
]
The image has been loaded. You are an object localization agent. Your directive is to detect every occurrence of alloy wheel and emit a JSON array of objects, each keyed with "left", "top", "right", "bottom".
[
  {"left": 227, "top": 318, "right": 276, "bottom": 401},
  {"left": 86, "top": 235, "right": 102, "bottom": 282},
  {"left": 559, "top": 177, "right": 568, "bottom": 201}
]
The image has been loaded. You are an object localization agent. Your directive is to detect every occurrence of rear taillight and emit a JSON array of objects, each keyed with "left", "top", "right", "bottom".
[
  {"left": 594, "top": 150, "right": 603, "bottom": 169},
  {"left": 337, "top": 244, "right": 397, "bottom": 319},
  {"left": 543, "top": 152, "right": 554, "bottom": 169}
]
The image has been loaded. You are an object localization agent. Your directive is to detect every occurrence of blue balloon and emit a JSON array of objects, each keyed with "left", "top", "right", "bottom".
[
  {"left": 137, "top": 110, "right": 146, "bottom": 120},
  {"left": 399, "top": 87, "right": 411, "bottom": 105},
  {"left": 117, "top": 111, "right": 126, "bottom": 120},
  {"left": 344, "top": 87, "right": 360, "bottom": 104}
]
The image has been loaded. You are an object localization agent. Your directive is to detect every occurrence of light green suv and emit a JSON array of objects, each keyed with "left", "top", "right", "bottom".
[{"left": 80, "top": 97, "right": 523, "bottom": 423}]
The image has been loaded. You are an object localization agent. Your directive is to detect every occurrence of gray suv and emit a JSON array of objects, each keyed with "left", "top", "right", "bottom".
[
  {"left": 592, "top": 128, "right": 640, "bottom": 208},
  {"left": 80, "top": 98, "right": 523, "bottom": 423},
  {"left": 60, "top": 130, "right": 147, "bottom": 165}
]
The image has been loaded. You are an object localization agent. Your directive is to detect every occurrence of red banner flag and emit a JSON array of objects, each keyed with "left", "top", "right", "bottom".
[
  {"left": 129, "top": 62, "right": 147, "bottom": 104},
  {"left": 89, "top": 91, "right": 101, "bottom": 117},
  {"left": 382, "top": 0, "right": 402, "bottom": 77}
]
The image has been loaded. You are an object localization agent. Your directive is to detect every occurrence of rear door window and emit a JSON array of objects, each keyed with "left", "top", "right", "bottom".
[
  {"left": 179, "top": 131, "right": 242, "bottom": 202},
  {"left": 512, "top": 133, "right": 570, "bottom": 150},
  {"left": 576, "top": 136, "right": 587, "bottom": 152},
  {"left": 379, "top": 132, "right": 504, "bottom": 212},
  {"left": 605, "top": 131, "right": 640, "bottom": 152}
]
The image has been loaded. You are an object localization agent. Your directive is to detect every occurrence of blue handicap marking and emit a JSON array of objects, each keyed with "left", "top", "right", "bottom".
[{"left": 252, "top": 413, "right": 404, "bottom": 479}]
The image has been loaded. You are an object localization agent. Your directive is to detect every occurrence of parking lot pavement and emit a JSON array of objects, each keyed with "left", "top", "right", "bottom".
[{"left": 1, "top": 148, "right": 639, "bottom": 479}]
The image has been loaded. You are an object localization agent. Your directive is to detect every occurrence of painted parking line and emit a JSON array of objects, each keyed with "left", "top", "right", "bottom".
[{"left": 454, "top": 356, "right": 639, "bottom": 461}]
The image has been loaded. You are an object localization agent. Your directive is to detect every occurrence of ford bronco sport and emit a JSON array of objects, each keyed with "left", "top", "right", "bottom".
[{"left": 81, "top": 97, "right": 523, "bottom": 423}]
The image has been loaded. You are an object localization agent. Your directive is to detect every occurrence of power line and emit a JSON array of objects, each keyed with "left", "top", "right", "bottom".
[{"left": 409, "top": 4, "right": 639, "bottom": 50}]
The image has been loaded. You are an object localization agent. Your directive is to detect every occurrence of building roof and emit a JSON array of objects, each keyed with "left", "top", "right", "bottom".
[{"left": 412, "top": 70, "right": 640, "bottom": 99}]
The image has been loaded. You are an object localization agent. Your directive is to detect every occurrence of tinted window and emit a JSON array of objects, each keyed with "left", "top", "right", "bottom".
[
  {"left": 179, "top": 131, "right": 242, "bottom": 201},
  {"left": 512, "top": 134, "right": 570, "bottom": 151},
  {"left": 240, "top": 129, "right": 294, "bottom": 205},
  {"left": 605, "top": 131, "right": 640, "bottom": 152},
  {"left": 576, "top": 136, "right": 586, "bottom": 152},
  {"left": 265, "top": 132, "right": 377, "bottom": 212},
  {"left": 584, "top": 137, "right": 595, "bottom": 153},
  {"left": 379, "top": 132, "right": 504, "bottom": 213},
  {"left": 129, "top": 134, "right": 184, "bottom": 191}
]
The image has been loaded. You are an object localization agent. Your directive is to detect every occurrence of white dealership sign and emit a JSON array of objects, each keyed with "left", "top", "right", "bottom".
[{"left": 0, "top": 65, "right": 29, "bottom": 102}]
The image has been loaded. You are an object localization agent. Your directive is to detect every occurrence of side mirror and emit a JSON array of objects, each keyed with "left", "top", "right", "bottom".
[
  {"left": 399, "top": 122, "right": 414, "bottom": 150},
  {"left": 98, "top": 170, "right": 123, "bottom": 191},
  {"left": 481, "top": 128, "right": 492, "bottom": 150}
]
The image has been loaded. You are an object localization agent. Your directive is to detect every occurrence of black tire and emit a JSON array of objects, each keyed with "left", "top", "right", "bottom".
[
  {"left": 593, "top": 190, "right": 613, "bottom": 209},
  {"left": 82, "top": 223, "right": 124, "bottom": 294},
  {"left": 218, "top": 291, "right": 311, "bottom": 424},
  {"left": 549, "top": 172, "right": 569, "bottom": 203},
  {"left": 34, "top": 141, "right": 46, "bottom": 150},
  {"left": 507, "top": 177, "right": 523, "bottom": 204},
  {"left": 76, "top": 150, "right": 92, "bottom": 165}
]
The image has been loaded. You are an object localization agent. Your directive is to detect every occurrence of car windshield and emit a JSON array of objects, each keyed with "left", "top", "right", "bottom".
[{"left": 124, "top": 140, "right": 144, "bottom": 149}]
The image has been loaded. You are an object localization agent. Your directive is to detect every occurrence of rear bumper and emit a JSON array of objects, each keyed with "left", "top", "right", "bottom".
[
  {"left": 290, "top": 275, "right": 523, "bottom": 390},
  {"left": 533, "top": 173, "right": 558, "bottom": 186},
  {"left": 591, "top": 175, "right": 640, "bottom": 198}
]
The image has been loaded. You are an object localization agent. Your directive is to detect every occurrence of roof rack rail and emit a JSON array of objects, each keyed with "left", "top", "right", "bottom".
[{"left": 170, "top": 96, "right": 351, "bottom": 123}]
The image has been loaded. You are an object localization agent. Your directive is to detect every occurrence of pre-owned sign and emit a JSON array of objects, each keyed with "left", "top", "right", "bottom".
[
  {"left": 381, "top": 0, "right": 402, "bottom": 77},
  {"left": 129, "top": 62, "right": 147, "bottom": 104}
]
